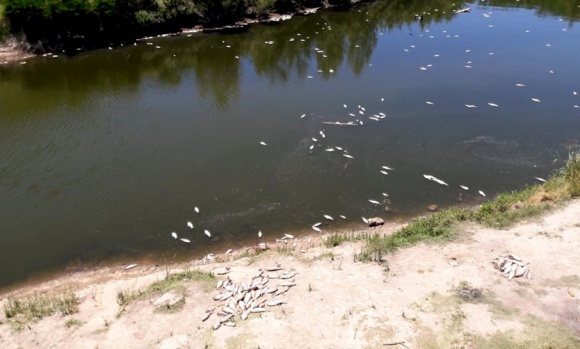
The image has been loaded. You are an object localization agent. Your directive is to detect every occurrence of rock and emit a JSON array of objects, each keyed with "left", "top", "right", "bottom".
[
  {"left": 427, "top": 204, "right": 438, "bottom": 212},
  {"left": 234, "top": 257, "right": 253, "bottom": 266},
  {"left": 368, "top": 217, "right": 385, "bottom": 227},
  {"left": 153, "top": 291, "right": 184, "bottom": 309},
  {"left": 158, "top": 335, "right": 189, "bottom": 349}
]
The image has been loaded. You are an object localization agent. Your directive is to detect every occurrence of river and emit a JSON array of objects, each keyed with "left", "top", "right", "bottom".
[{"left": 0, "top": 0, "right": 579, "bottom": 288}]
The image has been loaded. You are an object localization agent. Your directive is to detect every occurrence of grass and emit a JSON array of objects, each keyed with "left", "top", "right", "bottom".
[
  {"left": 65, "top": 317, "right": 83, "bottom": 328},
  {"left": 326, "top": 151, "right": 580, "bottom": 263},
  {"left": 3, "top": 289, "right": 79, "bottom": 331},
  {"left": 116, "top": 268, "right": 216, "bottom": 308}
]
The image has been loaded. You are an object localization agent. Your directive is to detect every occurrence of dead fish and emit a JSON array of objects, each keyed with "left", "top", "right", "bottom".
[
  {"left": 515, "top": 265, "right": 528, "bottom": 277},
  {"left": 251, "top": 307, "right": 267, "bottom": 313},
  {"left": 343, "top": 154, "right": 354, "bottom": 159},
  {"left": 125, "top": 264, "right": 138, "bottom": 270},
  {"left": 460, "top": 185, "right": 469, "bottom": 190},
  {"left": 220, "top": 314, "right": 234, "bottom": 323},
  {"left": 280, "top": 272, "right": 297, "bottom": 279},
  {"left": 382, "top": 166, "right": 394, "bottom": 171},
  {"left": 266, "top": 266, "right": 283, "bottom": 272},
  {"left": 261, "top": 276, "right": 269, "bottom": 286},
  {"left": 423, "top": 174, "right": 449, "bottom": 186},
  {"left": 274, "top": 287, "right": 290, "bottom": 297},
  {"left": 241, "top": 310, "right": 249, "bottom": 320},
  {"left": 369, "top": 200, "right": 380, "bottom": 205},
  {"left": 225, "top": 249, "right": 233, "bottom": 255},
  {"left": 222, "top": 322, "right": 236, "bottom": 327},
  {"left": 340, "top": 215, "right": 346, "bottom": 219},
  {"left": 195, "top": 207, "right": 200, "bottom": 213},
  {"left": 171, "top": 232, "right": 178, "bottom": 239},
  {"left": 312, "top": 222, "right": 322, "bottom": 227},
  {"left": 502, "top": 261, "right": 513, "bottom": 273},
  {"left": 325, "top": 148, "right": 335, "bottom": 152},
  {"left": 380, "top": 171, "right": 389, "bottom": 175},
  {"left": 202, "top": 311, "right": 213, "bottom": 322},
  {"left": 534, "top": 177, "right": 546, "bottom": 182},
  {"left": 267, "top": 300, "right": 287, "bottom": 306},
  {"left": 312, "top": 226, "right": 321, "bottom": 232},
  {"left": 279, "top": 281, "right": 296, "bottom": 287},
  {"left": 260, "top": 141, "right": 267, "bottom": 146},
  {"left": 300, "top": 114, "right": 306, "bottom": 118},
  {"left": 362, "top": 217, "right": 369, "bottom": 224},
  {"left": 320, "top": 131, "right": 326, "bottom": 138},
  {"left": 284, "top": 234, "right": 294, "bottom": 239},
  {"left": 255, "top": 269, "right": 264, "bottom": 279},
  {"left": 180, "top": 238, "right": 191, "bottom": 243},
  {"left": 488, "top": 103, "right": 499, "bottom": 107},
  {"left": 509, "top": 253, "right": 522, "bottom": 262},
  {"left": 213, "top": 320, "right": 221, "bottom": 330},
  {"left": 217, "top": 280, "right": 224, "bottom": 289},
  {"left": 508, "top": 267, "right": 516, "bottom": 280},
  {"left": 478, "top": 190, "right": 486, "bottom": 197},
  {"left": 324, "top": 215, "right": 334, "bottom": 220},
  {"left": 531, "top": 98, "right": 541, "bottom": 103},
  {"left": 516, "top": 83, "right": 525, "bottom": 87},
  {"left": 223, "top": 307, "right": 236, "bottom": 316}
]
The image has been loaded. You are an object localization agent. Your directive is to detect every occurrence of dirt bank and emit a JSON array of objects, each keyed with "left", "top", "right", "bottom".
[{"left": 1, "top": 200, "right": 579, "bottom": 348}]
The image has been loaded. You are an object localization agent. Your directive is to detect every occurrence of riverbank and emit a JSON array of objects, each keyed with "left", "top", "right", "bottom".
[
  {"left": 0, "top": 0, "right": 365, "bottom": 63},
  {"left": 1, "top": 196, "right": 579, "bottom": 348}
]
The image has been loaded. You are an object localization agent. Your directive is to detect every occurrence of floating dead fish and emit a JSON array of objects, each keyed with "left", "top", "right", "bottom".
[
  {"left": 325, "top": 148, "right": 335, "bottom": 152},
  {"left": 340, "top": 215, "right": 346, "bottom": 219},
  {"left": 205, "top": 230, "right": 212, "bottom": 237},
  {"left": 312, "top": 226, "right": 321, "bottom": 232},
  {"left": 312, "top": 222, "right": 322, "bottom": 227},
  {"left": 343, "top": 154, "right": 354, "bottom": 159},
  {"left": 488, "top": 103, "right": 499, "bottom": 107},
  {"left": 423, "top": 174, "right": 449, "bottom": 187},
  {"left": 324, "top": 215, "right": 333, "bottom": 220},
  {"left": 369, "top": 200, "right": 380, "bottom": 205},
  {"left": 180, "top": 238, "right": 191, "bottom": 243},
  {"left": 300, "top": 114, "right": 306, "bottom": 118},
  {"left": 195, "top": 207, "right": 200, "bottom": 213},
  {"left": 426, "top": 101, "right": 434, "bottom": 105},
  {"left": 187, "top": 221, "right": 194, "bottom": 229},
  {"left": 516, "top": 83, "right": 525, "bottom": 87},
  {"left": 260, "top": 141, "right": 267, "bottom": 146},
  {"left": 309, "top": 145, "right": 314, "bottom": 150},
  {"left": 534, "top": 177, "right": 546, "bottom": 182},
  {"left": 382, "top": 166, "right": 394, "bottom": 171},
  {"left": 478, "top": 190, "right": 486, "bottom": 197},
  {"left": 380, "top": 171, "right": 389, "bottom": 175},
  {"left": 465, "top": 104, "right": 477, "bottom": 108},
  {"left": 320, "top": 131, "right": 326, "bottom": 138},
  {"left": 312, "top": 138, "right": 318, "bottom": 142},
  {"left": 460, "top": 185, "right": 469, "bottom": 190},
  {"left": 284, "top": 234, "right": 294, "bottom": 239},
  {"left": 531, "top": 98, "right": 541, "bottom": 103},
  {"left": 362, "top": 217, "right": 369, "bottom": 224},
  {"left": 125, "top": 264, "right": 138, "bottom": 270}
]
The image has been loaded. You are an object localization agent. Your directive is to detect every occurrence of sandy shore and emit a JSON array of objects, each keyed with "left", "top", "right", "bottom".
[{"left": 1, "top": 200, "right": 580, "bottom": 348}]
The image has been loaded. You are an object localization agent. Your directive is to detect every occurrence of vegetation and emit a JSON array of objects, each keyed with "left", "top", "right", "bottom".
[
  {"left": 3, "top": 289, "right": 79, "bottom": 331},
  {"left": 327, "top": 151, "right": 580, "bottom": 262},
  {"left": 116, "top": 268, "right": 216, "bottom": 307}
]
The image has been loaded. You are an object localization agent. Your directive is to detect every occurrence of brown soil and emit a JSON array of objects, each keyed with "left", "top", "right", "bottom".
[{"left": 1, "top": 201, "right": 580, "bottom": 348}]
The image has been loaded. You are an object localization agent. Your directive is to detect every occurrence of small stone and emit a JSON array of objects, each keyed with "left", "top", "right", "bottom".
[
  {"left": 368, "top": 217, "right": 385, "bottom": 227},
  {"left": 427, "top": 204, "right": 438, "bottom": 212},
  {"left": 152, "top": 291, "right": 183, "bottom": 309}
]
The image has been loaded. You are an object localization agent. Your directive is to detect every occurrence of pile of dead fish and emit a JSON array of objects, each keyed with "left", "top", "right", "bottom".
[
  {"left": 202, "top": 265, "right": 297, "bottom": 330},
  {"left": 493, "top": 254, "right": 532, "bottom": 280}
]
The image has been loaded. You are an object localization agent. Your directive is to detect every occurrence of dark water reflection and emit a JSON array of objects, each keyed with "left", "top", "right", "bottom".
[{"left": 0, "top": 0, "right": 579, "bottom": 288}]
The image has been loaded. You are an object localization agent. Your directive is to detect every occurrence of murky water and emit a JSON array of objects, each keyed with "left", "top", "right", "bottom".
[{"left": 1, "top": 0, "right": 579, "bottom": 288}]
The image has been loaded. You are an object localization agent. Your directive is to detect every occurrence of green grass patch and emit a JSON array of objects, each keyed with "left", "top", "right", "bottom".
[
  {"left": 116, "top": 268, "right": 216, "bottom": 308},
  {"left": 3, "top": 289, "right": 79, "bottom": 332},
  {"left": 65, "top": 317, "right": 83, "bottom": 328}
]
